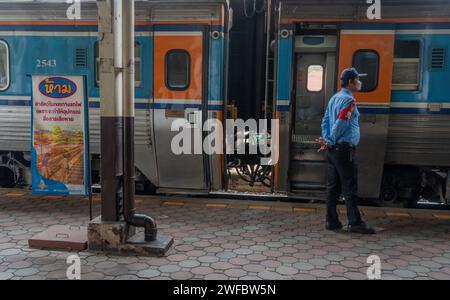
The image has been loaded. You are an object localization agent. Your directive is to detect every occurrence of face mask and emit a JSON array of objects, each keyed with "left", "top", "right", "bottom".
[{"left": 355, "top": 79, "right": 362, "bottom": 91}]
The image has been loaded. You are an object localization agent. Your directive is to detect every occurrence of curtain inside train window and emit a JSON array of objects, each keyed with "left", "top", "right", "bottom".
[
  {"left": 0, "top": 40, "right": 9, "bottom": 91},
  {"left": 352, "top": 50, "right": 379, "bottom": 92},
  {"left": 392, "top": 40, "right": 421, "bottom": 91},
  {"left": 306, "top": 65, "right": 324, "bottom": 92},
  {"left": 165, "top": 50, "right": 190, "bottom": 91}
]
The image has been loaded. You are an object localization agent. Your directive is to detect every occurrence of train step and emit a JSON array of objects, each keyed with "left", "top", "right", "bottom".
[
  {"left": 289, "top": 189, "right": 327, "bottom": 201},
  {"left": 291, "top": 183, "right": 326, "bottom": 190}
]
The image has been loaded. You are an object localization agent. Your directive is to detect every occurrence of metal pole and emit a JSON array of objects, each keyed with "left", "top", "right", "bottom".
[
  {"left": 86, "top": 75, "right": 93, "bottom": 221},
  {"left": 122, "top": 0, "right": 157, "bottom": 242},
  {"left": 98, "top": 0, "right": 123, "bottom": 222},
  {"left": 264, "top": 0, "right": 272, "bottom": 119},
  {"left": 222, "top": 1, "right": 231, "bottom": 191},
  {"left": 270, "top": 0, "right": 281, "bottom": 194}
]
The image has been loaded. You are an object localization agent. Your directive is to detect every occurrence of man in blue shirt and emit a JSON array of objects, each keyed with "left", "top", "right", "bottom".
[{"left": 319, "top": 67, "right": 375, "bottom": 234}]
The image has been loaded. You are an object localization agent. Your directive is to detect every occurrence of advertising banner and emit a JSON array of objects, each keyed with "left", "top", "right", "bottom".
[{"left": 31, "top": 75, "right": 89, "bottom": 195}]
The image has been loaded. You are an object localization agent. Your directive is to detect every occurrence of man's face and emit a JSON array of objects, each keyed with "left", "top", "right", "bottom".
[{"left": 348, "top": 77, "right": 362, "bottom": 92}]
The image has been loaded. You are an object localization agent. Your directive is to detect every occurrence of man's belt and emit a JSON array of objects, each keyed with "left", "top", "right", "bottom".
[{"left": 333, "top": 142, "right": 356, "bottom": 150}]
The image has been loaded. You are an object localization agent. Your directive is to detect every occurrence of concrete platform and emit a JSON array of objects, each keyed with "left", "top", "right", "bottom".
[{"left": 0, "top": 188, "right": 450, "bottom": 280}]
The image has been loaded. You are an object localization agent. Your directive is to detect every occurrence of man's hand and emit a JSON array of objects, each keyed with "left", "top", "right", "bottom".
[{"left": 317, "top": 137, "right": 329, "bottom": 153}]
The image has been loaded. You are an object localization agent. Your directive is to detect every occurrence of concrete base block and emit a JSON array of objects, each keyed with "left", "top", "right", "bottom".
[
  {"left": 87, "top": 217, "right": 173, "bottom": 257},
  {"left": 29, "top": 225, "right": 87, "bottom": 251}
]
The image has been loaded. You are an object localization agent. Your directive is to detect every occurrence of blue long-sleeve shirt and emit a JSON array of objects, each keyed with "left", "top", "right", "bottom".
[{"left": 321, "top": 88, "right": 360, "bottom": 147}]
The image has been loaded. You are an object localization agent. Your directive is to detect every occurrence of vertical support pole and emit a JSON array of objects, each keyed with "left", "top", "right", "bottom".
[
  {"left": 121, "top": 0, "right": 157, "bottom": 242},
  {"left": 122, "top": 0, "right": 137, "bottom": 227},
  {"left": 97, "top": 0, "right": 123, "bottom": 222},
  {"left": 97, "top": 0, "right": 157, "bottom": 241},
  {"left": 264, "top": 0, "right": 272, "bottom": 120}
]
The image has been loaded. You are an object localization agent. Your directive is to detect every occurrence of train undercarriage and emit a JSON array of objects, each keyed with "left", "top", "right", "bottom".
[{"left": 0, "top": 150, "right": 448, "bottom": 208}]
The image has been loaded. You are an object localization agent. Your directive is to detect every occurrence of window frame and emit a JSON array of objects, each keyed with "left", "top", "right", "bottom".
[
  {"left": 392, "top": 39, "right": 422, "bottom": 91},
  {"left": 94, "top": 41, "right": 100, "bottom": 87},
  {"left": 165, "top": 49, "right": 191, "bottom": 91},
  {"left": 134, "top": 41, "right": 142, "bottom": 87},
  {"left": 352, "top": 49, "right": 380, "bottom": 93},
  {"left": 0, "top": 39, "right": 10, "bottom": 92},
  {"left": 94, "top": 41, "right": 142, "bottom": 88},
  {"left": 306, "top": 64, "right": 324, "bottom": 93}
]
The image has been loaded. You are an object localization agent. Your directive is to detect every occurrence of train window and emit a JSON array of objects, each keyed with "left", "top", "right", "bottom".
[
  {"left": 165, "top": 50, "right": 190, "bottom": 90},
  {"left": 306, "top": 65, "right": 324, "bottom": 92},
  {"left": 352, "top": 50, "right": 379, "bottom": 92},
  {"left": 94, "top": 41, "right": 142, "bottom": 87},
  {"left": 0, "top": 40, "right": 9, "bottom": 91},
  {"left": 392, "top": 40, "right": 421, "bottom": 90}
]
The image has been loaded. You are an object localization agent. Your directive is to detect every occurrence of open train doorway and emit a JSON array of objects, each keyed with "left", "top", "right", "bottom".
[
  {"left": 289, "top": 25, "right": 338, "bottom": 200},
  {"left": 224, "top": 0, "right": 274, "bottom": 194}
]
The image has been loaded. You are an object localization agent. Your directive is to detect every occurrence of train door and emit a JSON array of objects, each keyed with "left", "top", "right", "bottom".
[
  {"left": 290, "top": 53, "right": 328, "bottom": 192},
  {"left": 295, "top": 54, "right": 327, "bottom": 137},
  {"left": 290, "top": 34, "right": 337, "bottom": 197},
  {"left": 152, "top": 26, "right": 208, "bottom": 191}
]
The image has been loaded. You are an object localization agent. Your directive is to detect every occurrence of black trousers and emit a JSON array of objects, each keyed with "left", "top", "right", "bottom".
[{"left": 326, "top": 143, "right": 362, "bottom": 226}]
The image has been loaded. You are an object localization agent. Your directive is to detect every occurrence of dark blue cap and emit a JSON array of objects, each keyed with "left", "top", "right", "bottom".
[{"left": 341, "top": 67, "right": 367, "bottom": 82}]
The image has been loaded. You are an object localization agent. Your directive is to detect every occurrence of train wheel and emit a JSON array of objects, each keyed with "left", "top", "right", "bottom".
[
  {"left": 375, "top": 173, "right": 407, "bottom": 207},
  {"left": 376, "top": 186, "right": 400, "bottom": 207}
]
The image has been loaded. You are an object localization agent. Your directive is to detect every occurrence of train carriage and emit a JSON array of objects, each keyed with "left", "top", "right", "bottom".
[
  {"left": 0, "top": 0, "right": 449, "bottom": 207},
  {"left": 0, "top": 0, "right": 229, "bottom": 194},
  {"left": 275, "top": 0, "right": 450, "bottom": 206}
]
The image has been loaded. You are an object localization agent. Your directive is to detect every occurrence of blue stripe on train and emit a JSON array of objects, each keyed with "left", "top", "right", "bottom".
[
  {"left": 389, "top": 107, "right": 450, "bottom": 115},
  {"left": 358, "top": 107, "right": 390, "bottom": 114},
  {"left": 93, "top": 102, "right": 224, "bottom": 110},
  {"left": 0, "top": 100, "right": 223, "bottom": 111},
  {"left": 2, "top": 100, "right": 448, "bottom": 114},
  {"left": 276, "top": 105, "right": 291, "bottom": 112},
  {"left": 359, "top": 107, "right": 450, "bottom": 115},
  {"left": 275, "top": 104, "right": 450, "bottom": 115}
]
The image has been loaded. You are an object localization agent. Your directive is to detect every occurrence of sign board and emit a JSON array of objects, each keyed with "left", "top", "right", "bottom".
[{"left": 30, "top": 75, "right": 89, "bottom": 195}]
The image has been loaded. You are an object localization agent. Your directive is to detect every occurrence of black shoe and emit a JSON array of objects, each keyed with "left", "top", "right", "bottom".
[
  {"left": 326, "top": 221, "right": 343, "bottom": 231},
  {"left": 348, "top": 222, "right": 376, "bottom": 234}
]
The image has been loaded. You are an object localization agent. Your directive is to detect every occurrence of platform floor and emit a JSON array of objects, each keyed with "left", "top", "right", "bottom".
[{"left": 0, "top": 188, "right": 450, "bottom": 280}]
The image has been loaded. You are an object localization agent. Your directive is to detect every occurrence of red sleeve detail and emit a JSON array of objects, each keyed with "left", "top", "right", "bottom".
[{"left": 338, "top": 101, "right": 356, "bottom": 121}]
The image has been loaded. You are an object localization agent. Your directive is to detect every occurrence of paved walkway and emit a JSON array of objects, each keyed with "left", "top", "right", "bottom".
[{"left": 0, "top": 188, "right": 450, "bottom": 280}]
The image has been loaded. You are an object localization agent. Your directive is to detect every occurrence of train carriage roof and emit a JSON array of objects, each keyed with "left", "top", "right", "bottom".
[
  {"left": 279, "top": 0, "right": 450, "bottom": 21},
  {"left": 0, "top": 0, "right": 228, "bottom": 22},
  {"left": 0, "top": 0, "right": 227, "bottom": 3}
]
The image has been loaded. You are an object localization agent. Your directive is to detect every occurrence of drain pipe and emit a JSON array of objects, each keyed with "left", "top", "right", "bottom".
[{"left": 120, "top": 0, "right": 157, "bottom": 242}]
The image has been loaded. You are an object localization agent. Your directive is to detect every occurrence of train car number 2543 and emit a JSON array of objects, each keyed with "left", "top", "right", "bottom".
[{"left": 36, "top": 59, "right": 57, "bottom": 68}]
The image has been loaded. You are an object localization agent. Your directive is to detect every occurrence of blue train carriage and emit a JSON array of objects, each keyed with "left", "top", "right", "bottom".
[
  {"left": 0, "top": 0, "right": 230, "bottom": 194},
  {"left": 274, "top": 0, "right": 450, "bottom": 206}
]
